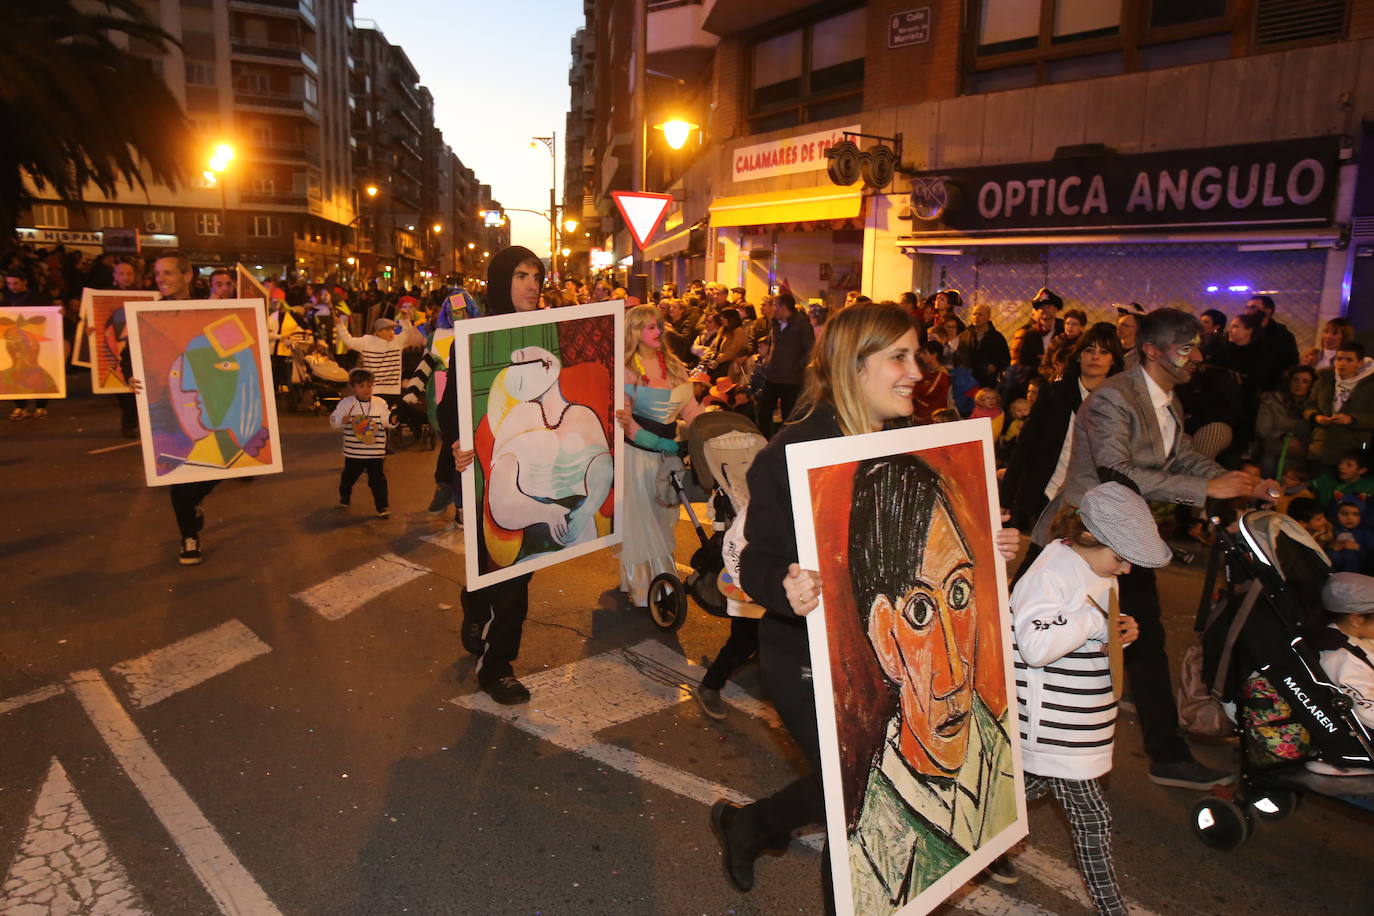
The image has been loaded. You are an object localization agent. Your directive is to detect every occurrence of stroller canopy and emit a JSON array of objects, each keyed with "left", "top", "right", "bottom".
[{"left": 1238, "top": 511, "right": 1330, "bottom": 583}]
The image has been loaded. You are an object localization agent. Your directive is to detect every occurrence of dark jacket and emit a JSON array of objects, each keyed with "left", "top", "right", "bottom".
[
  {"left": 661, "top": 306, "right": 700, "bottom": 365},
  {"left": 763, "top": 312, "right": 815, "bottom": 386},
  {"left": 1010, "top": 317, "right": 1064, "bottom": 369},
  {"left": 1305, "top": 365, "right": 1374, "bottom": 465},
  {"left": 999, "top": 375, "right": 1083, "bottom": 530},
  {"left": 1252, "top": 320, "right": 1300, "bottom": 392},
  {"left": 956, "top": 324, "right": 1010, "bottom": 388},
  {"left": 740, "top": 402, "right": 843, "bottom": 623}
]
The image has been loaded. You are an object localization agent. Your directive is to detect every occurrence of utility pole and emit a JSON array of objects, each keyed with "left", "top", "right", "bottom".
[{"left": 630, "top": 0, "right": 648, "bottom": 301}]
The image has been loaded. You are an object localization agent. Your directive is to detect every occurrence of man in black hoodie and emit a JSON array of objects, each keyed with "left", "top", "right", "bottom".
[{"left": 440, "top": 247, "right": 545, "bottom": 704}]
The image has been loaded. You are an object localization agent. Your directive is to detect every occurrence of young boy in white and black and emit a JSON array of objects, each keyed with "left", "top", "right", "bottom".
[{"left": 330, "top": 368, "right": 397, "bottom": 518}]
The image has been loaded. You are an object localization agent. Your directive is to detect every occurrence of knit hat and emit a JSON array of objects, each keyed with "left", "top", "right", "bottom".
[
  {"left": 1322, "top": 572, "right": 1374, "bottom": 615},
  {"left": 1078, "top": 482, "right": 1172, "bottom": 568}
]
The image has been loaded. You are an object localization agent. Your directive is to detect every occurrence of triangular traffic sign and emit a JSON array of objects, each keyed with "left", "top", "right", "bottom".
[{"left": 611, "top": 191, "right": 674, "bottom": 249}]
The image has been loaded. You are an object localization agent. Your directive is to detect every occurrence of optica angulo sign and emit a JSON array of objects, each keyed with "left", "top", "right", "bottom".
[{"left": 906, "top": 136, "right": 1340, "bottom": 232}]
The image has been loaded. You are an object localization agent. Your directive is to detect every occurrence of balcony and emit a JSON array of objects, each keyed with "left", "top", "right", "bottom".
[
  {"left": 394, "top": 132, "right": 421, "bottom": 161},
  {"left": 245, "top": 140, "right": 321, "bottom": 166},
  {"left": 391, "top": 103, "right": 420, "bottom": 134},
  {"left": 233, "top": 85, "right": 320, "bottom": 122},
  {"left": 647, "top": 0, "right": 717, "bottom": 78},
  {"left": 240, "top": 189, "right": 310, "bottom": 207},
  {"left": 228, "top": 0, "right": 316, "bottom": 31},
  {"left": 230, "top": 36, "right": 319, "bottom": 75}
]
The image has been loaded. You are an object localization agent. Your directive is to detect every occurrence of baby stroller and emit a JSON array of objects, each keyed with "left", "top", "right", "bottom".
[
  {"left": 644, "top": 410, "right": 767, "bottom": 631},
  {"left": 288, "top": 342, "right": 349, "bottom": 414},
  {"left": 1190, "top": 509, "right": 1374, "bottom": 850}
]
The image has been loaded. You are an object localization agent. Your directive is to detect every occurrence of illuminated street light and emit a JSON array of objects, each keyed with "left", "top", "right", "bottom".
[
  {"left": 406, "top": 224, "right": 415, "bottom": 231},
  {"left": 563, "top": 217, "right": 579, "bottom": 233},
  {"left": 365, "top": 185, "right": 379, "bottom": 197},
  {"left": 345, "top": 256, "right": 356, "bottom": 265},
  {"left": 467, "top": 242, "right": 476, "bottom": 250},
  {"left": 208, "top": 143, "right": 235, "bottom": 173},
  {"left": 482, "top": 250, "right": 490, "bottom": 258},
  {"left": 653, "top": 119, "right": 699, "bottom": 151},
  {"left": 561, "top": 247, "right": 571, "bottom": 258},
  {"left": 432, "top": 223, "right": 443, "bottom": 234}
]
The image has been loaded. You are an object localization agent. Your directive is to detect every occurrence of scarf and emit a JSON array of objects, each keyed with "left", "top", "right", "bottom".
[{"left": 1334, "top": 358, "right": 1374, "bottom": 412}]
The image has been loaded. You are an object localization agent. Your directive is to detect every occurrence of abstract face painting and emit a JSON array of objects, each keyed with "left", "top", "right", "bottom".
[
  {"left": 453, "top": 301, "right": 624, "bottom": 590},
  {"left": 0, "top": 307, "right": 66, "bottom": 400},
  {"left": 788, "top": 422, "right": 1026, "bottom": 916},
  {"left": 126, "top": 300, "right": 282, "bottom": 486}
]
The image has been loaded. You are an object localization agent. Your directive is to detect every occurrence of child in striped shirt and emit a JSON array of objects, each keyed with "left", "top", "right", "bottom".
[
  {"left": 1009, "top": 482, "right": 1170, "bottom": 915},
  {"left": 330, "top": 368, "right": 398, "bottom": 517}
]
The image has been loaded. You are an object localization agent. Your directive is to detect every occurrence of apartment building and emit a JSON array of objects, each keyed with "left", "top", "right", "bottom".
[{"left": 568, "top": 0, "right": 1374, "bottom": 344}]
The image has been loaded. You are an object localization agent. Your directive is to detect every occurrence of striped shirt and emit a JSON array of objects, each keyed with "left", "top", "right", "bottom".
[
  {"left": 1011, "top": 539, "right": 1118, "bottom": 780},
  {"left": 329, "top": 395, "right": 396, "bottom": 458},
  {"left": 338, "top": 324, "right": 410, "bottom": 394}
]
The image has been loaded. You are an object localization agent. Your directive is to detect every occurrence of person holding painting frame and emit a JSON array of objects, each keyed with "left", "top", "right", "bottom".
[{"left": 709, "top": 303, "right": 1021, "bottom": 909}]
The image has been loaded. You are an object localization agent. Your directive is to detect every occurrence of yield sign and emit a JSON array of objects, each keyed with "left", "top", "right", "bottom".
[{"left": 611, "top": 191, "right": 674, "bottom": 249}]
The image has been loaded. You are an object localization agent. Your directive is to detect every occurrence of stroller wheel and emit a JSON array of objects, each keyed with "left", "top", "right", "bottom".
[
  {"left": 1191, "top": 797, "right": 1253, "bottom": 850},
  {"left": 647, "top": 573, "right": 688, "bottom": 632},
  {"left": 1248, "top": 787, "right": 1301, "bottom": 821}
]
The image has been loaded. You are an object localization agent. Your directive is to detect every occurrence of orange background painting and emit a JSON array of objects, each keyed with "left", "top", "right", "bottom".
[{"left": 807, "top": 439, "right": 1007, "bottom": 827}]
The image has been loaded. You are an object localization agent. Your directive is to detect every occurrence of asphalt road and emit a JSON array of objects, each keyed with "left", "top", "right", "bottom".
[{"left": 2, "top": 381, "right": 1373, "bottom": 915}]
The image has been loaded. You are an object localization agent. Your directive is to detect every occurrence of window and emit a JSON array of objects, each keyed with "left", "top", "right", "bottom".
[
  {"left": 32, "top": 204, "right": 68, "bottom": 228},
  {"left": 144, "top": 209, "right": 175, "bottom": 233},
  {"left": 196, "top": 212, "right": 222, "bottom": 235},
  {"left": 89, "top": 207, "right": 122, "bottom": 230},
  {"left": 249, "top": 216, "right": 280, "bottom": 237},
  {"left": 185, "top": 59, "right": 214, "bottom": 87},
  {"left": 747, "top": 7, "right": 865, "bottom": 134},
  {"left": 189, "top": 118, "right": 217, "bottom": 134},
  {"left": 250, "top": 121, "right": 272, "bottom": 144},
  {"left": 251, "top": 176, "right": 276, "bottom": 193},
  {"left": 236, "top": 70, "right": 270, "bottom": 93},
  {"left": 968, "top": 0, "right": 1232, "bottom": 92}
]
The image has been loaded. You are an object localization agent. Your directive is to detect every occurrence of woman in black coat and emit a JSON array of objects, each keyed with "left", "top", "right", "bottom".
[{"left": 1000, "top": 322, "right": 1123, "bottom": 534}]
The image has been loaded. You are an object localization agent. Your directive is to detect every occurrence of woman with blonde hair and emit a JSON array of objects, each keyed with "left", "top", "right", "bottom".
[
  {"left": 710, "top": 302, "right": 1022, "bottom": 906},
  {"left": 617, "top": 304, "right": 703, "bottom": 606}
]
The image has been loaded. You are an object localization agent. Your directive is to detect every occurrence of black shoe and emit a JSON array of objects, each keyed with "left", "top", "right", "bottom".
[
  {"left": 710, "top": 800, "right": 759, "bottom": 893},
  {"left": 178, "top": 537, "right": 202, "bottom": 565},
  {"left": 985, "top": 854, "right": 1019, "bottom": 885},
  {"left": 1148, "top": 758, "right": 1235, "bottom": 790},
  {"left": 461, "top": 618, "right": 484, "bottom": 656},
  {"left": 427, "top": 485, "right": 452, "bottom": 513},
  {"left": 480, "top": 676, "right": 530, "bottom": 705}
]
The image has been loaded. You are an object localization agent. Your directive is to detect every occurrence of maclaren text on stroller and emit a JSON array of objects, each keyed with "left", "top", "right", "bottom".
[
  {"left": 642, "top": 411, "right": 767, "bottom": 631},
  {"left": 1190, "top": 510, "right": 1374, "bottom": 849}
]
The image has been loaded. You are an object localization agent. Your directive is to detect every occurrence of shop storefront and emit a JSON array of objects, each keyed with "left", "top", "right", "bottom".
[{"left": 878, "top": 136, "right": 1348, "bottom": 347}]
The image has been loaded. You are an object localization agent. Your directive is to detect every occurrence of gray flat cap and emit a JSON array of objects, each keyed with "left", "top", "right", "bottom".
[
  {"left": 372, "top": 317, "right": 397, "bottom": 332},
  {"left": 1079, "top": 482, "right": 1172, "bottom": 569},
  {"left": 1321, "top": 572, "right": 1374, "bottom": 615}
]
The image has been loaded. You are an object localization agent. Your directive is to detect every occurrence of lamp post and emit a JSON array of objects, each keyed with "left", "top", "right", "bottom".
[
  {"left": 530, "top": 133, "right": 558, "bottom": 280},
  {"left": 206, "top": 143, "right": 234, "bottom": 261}
]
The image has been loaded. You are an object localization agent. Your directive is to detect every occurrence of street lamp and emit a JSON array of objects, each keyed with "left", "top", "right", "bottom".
[
  {"left": 365, "top": 185, "right": 379, "bottom": 198},
  {"left": 531, "top": 133, "right": 559, "bottom": 279},
  {"left": 207, "top": 143, "right": 234, "bottom": 259},
  {"left": 563, "top": 217, "right": 579, "bottom": 234},
  {"left": 653, "top": 119, "right": 700, "bottom": 151}
]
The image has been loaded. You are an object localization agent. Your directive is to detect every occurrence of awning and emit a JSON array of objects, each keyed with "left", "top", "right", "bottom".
[
  {"left": 642, "top": 224, "right": 692, "bottom": 261},
  {"left": 709, "top": 183, "right": 863, "bottom": 229}
]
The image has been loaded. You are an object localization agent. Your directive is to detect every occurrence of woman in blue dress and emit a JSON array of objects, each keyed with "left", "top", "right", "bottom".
[{"left": 618, "top": 304, "right": 703, "bottom": 606}]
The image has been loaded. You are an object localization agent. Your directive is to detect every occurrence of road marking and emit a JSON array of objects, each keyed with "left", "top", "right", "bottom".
[
  {"left": 0, "top": 684, "right": 65, "bottom": 717},
  {"left": 420, "top": 526, "right": 465, "bottom": 555},
  {"left": 87, "top": 441, "right": 141, "bottom": 455},
  {"left": 292, "top": 552, "right": 431, "bottom": 620},
  {"left": 110, "top": 619, "right": 271, "bottom": 708},
  {"left": 67, "top": 670, "right": 281, "bottom": 916},
  {"left": 452, "top": 640, "right": 1152, "bottom": 916},
  {"left": 1, "top": 758, "right": 148, "bottom": 915},
  {"left": 1015, "top": 846, "right": 1152, "bottom": 915}
]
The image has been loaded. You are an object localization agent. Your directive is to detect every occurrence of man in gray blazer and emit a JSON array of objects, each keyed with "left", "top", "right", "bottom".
[{"left": 1055, "top": 308, "right": 1273, "bottom": 789}]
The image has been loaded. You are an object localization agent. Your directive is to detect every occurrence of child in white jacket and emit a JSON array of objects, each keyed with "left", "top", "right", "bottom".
[{"left": 1009, "top": 482, "right": 1171, "bottom": 915}]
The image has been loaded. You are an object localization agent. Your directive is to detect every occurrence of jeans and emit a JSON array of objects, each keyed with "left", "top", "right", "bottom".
[
  {"left": 340, "top": 457, "right": 388, "bottom": 510},
  {"left": 755, "top": 382, "right": 800, "bottom": 439},
  {"left": 461, "top": 573, "right": 533, "bottom": 683},
  {"left": 169, "top": 481, "right": 220, "bottom": 539},
  {"left": 701, "top": 617, "right": 760, "bottom": 690}
]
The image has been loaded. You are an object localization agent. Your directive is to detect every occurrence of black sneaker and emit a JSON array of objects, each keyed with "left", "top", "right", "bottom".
[
  {"left": 694, "top": 686, "right": 728, "bottom": 720},
  {"left": 178, "top": 537, "right": 202, "bottom": 565},
  {"left": 1148, "top": 758, "right": 1235, "bottom": 790},
  {"left": 985, "top": 854, "right": 1019, "bottom": 885},
  {"left": 427, "top": 485, "right": 452, "bottom": 513},
  {"left": 709, "top": 800, "right": 760, "bottom": 892},
  {"left": 481, "top": 676, "right": 530, "bottom": 705}
]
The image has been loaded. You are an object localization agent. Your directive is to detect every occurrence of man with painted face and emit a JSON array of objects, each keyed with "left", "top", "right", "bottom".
[
  {"left": 848, "top": 455, "right": 1017, "bottom": 910},
  {"left": 1044, "top": 308, "right": 1277, "bottom": 790},
  {"left": 125, "top": 250, "right": 229, "bottom": 565},
  {"left": 440, "top": 246, "right": 549, "bottom": 704}
]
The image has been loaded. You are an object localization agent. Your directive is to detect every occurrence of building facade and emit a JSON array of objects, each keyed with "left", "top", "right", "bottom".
[{"left": 568, "top": 0, "right": 1374, "bottom": 345}]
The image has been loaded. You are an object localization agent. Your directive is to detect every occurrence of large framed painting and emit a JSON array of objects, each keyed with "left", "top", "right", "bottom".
[
  {"left": 126, "top": 299, "right": 283, "bottom": 487},
  {"left": 453, "top": 300, "right": 624, "bottom": 590},
  {"left": 0, "top": 306, "right": 67, "bottom": 401},
  {"left": 70, "top": 318, "right": 92, "bottom": 368},
  {"left": 787, "top": 419, "right": 1027, "bottom": 916},
  {"left": 80, "top": 288, "right": 158, "bottom": 394}
]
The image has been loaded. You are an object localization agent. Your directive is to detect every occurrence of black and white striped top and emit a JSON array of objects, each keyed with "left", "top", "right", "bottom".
[
  {"left": 1010, "top": 539, "right": 1118, "bottom": 780},
  {"left": 329, "top": 395, "right": 396, "bottom": 458},
  {"left": 338, "top": 324, "right": 410, "bottom": 394}
]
